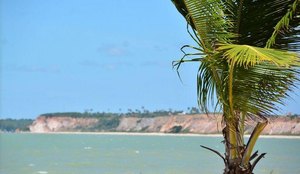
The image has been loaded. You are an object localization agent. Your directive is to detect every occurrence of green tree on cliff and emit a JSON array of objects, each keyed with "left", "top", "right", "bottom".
[{"left": 171, "top": 0, "right": 300, "bottom": 173}]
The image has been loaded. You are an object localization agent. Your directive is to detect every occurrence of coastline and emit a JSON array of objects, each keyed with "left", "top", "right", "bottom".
[{"left": 15, "top": 131, "right": 300, "bottom": 139}]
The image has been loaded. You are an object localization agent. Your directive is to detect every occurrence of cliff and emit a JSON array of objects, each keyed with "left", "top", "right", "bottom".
[
  {"left": 29, "top": 116, "right": 99, "bottom": 132},
  {"left": 29, "top": 114, "right": 300, "bottom": 135}
]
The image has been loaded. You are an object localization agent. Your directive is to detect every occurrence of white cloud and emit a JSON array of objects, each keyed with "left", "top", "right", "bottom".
[{"left": 97, "top": 43, "right": 129, "bottom": 57}]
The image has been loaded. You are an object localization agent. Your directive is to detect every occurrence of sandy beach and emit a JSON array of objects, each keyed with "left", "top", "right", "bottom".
[{"left": 21, "top": 131, "right": 300, "bottom": 139}]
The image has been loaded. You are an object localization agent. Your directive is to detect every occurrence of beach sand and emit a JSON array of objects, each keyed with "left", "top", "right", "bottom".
[{"left": 23, "top": 131, "right": 300, "bottom": 139}]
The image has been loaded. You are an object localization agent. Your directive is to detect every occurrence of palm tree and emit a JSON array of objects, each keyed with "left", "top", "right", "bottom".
[{"left": 171, "top": 0, "right": 300, "bottom": 173}]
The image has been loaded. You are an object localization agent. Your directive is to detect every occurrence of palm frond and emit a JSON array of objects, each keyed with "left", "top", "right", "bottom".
[
  {"left": 218, "top": 44, "right": 300, "bottom": 67},
  {"left": 266, "top": 0, "right": 300, "bottom": 48},
  {"left": 217, "top": 43, "right": 300, "bottom": 115},
  {"left": 231, "top": 63, "right": 299, "bottom": 115},
  {"left": 171, "top": 0, "right": 195, "bottom": 29},
  {"left": 181, "top": 0, "right": 236, "bottom": 51},
  {"left": 236, "top": 0, "right": 300, "bottom": 51},
  {"left": 197, "top": 59, "right": 218, "bottom": 113}
]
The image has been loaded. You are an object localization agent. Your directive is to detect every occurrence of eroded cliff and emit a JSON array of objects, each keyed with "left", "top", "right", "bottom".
[{"left": 29, "top": 114, "right": 300, "bottom": 135}]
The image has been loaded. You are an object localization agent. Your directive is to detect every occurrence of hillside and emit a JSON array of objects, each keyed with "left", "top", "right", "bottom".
[{"left": 29, "top": 114, "right": 300, "bottom": 135}]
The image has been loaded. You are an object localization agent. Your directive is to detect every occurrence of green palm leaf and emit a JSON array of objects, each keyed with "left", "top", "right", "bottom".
[
  {"left": 266, "top": 0, "right": 300, "bottom": 48},
  {"left": 179, "top": 0, "right": 235, "bottom": 51},
  {"left": 235, "top": 0, "right": 300, "bottom": 50},
  {"left": 218, "top": 44, "right": 300, "bottom": 67},
  {"left": 232, "top": 63, "right": 299, "bottom": 114}
]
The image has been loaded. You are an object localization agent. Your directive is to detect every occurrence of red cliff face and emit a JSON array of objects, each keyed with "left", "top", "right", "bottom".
[
  {"left": 262, "top": 117, "right": 300, "bottom": 135},
  {"left": 29, "top": 114, "right": 300, "bottom": 135},
  {"left": 116, "top": 114, "right": 223, "bottom": 133}
]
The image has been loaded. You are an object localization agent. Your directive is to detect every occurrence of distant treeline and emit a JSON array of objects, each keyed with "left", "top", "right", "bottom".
[
  {"left": 0, "top": 119, "right": 34, "bottom": 132},
  {"left": 41, "top": 107, "right": 203, "bottom": 118},
  {"left": 0, "top": 108, "right": 202, "bottom": 132},
  {"left": 1, "top": 108, "right": 299, "bottom": 132}
]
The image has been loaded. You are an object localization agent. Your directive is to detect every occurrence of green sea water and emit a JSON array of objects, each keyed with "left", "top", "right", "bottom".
[{"left": 0, "top": 133, "right": 299, "bottom": 174}]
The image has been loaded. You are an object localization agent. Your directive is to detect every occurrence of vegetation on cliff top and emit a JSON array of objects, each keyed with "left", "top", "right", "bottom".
[
  {"left": 40, "top": 107, "right": 202, "bottom": 118},
  {"left": 0, "top": 108, "right": 201, "bottom": 132},
  {"left": 1, "top": 111, "right": 299, "bottom": 132}
]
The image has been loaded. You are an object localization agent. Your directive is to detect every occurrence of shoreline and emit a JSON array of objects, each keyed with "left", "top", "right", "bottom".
[{"left": 14, "top": 131, "right": 300, "bottom": 139}]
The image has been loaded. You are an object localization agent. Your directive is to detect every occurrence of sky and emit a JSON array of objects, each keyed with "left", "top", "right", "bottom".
[{"left": 1, "top": 0, "right": 300, "bottom": 119}]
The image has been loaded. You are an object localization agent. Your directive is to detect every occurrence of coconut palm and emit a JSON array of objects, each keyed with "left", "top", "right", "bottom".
[{"left": 171, "top": 0, "right": 300, "bottom": 173}]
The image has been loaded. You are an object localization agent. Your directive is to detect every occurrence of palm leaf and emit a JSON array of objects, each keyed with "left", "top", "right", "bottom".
[
  {"left": 231, "top": 61, "right": 299, "bottom": 115},
  {"left": 217, "top": 44, "right": 300, "bottom": 67},
  {"left": 236, "top": 0, "right": 300, "bottom": 51},
  {"left": 197, "top": 57, "right": 221, "bottom": 113},
  {"left": 266, "top": 0, "right": 300, "bottom": 48},
  {"left": 218, "top": 43, "right": 299, "bottom": 115},
  {"left": 178, "top": 0, "right": 236, "bottom": 51}
]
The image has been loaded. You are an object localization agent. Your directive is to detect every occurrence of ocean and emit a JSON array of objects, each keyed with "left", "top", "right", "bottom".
[{"left": 0, "top": 133, "right": 299, "bottom": 174}]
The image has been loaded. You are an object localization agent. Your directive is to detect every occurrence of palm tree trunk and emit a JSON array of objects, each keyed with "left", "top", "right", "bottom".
[
  {"left": 222, "top": 114, "right": 268, "bottom": 174},
  {"left": 223, "top": 120, "right": 249, "bottom": 174}
]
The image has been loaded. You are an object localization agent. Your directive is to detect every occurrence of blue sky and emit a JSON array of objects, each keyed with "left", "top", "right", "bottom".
[{"left": 1, "top": 0, "right": 299, "bottom": 119}]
